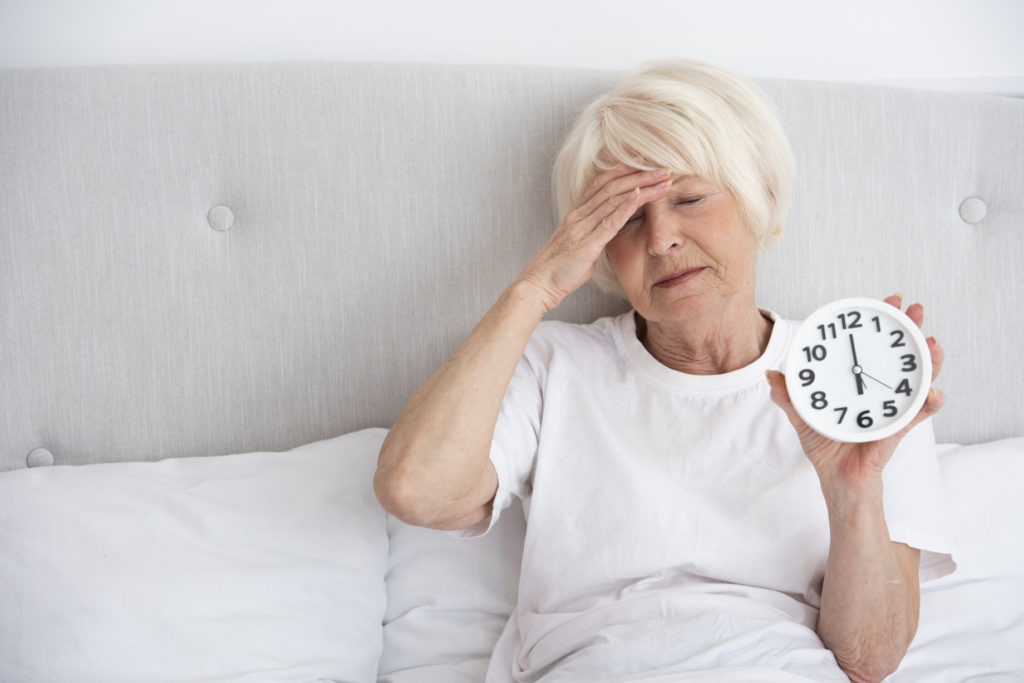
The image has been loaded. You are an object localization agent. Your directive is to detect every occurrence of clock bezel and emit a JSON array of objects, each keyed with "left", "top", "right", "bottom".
[{"left": 784, "top": 297, "right": 933, "bottom": 443}]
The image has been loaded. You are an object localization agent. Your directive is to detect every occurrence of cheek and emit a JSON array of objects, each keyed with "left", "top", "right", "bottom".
[
  {"left": 603, "top": 236, "right": 631, "bottom": 272},
  {"left": 707, "top": 221, "right": 759, "bottom": 275},
  {"left": 604, "top": 238, "right": 644, "bottom": 285}
]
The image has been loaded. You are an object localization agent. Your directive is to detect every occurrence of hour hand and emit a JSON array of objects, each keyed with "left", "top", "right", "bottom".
[{"left": 849, "top": 334, "right": 866, "bottom": 395}]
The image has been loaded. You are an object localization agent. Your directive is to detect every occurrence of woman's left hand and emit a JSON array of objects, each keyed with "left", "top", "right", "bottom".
[{"left": 766, "top": 295, "right": 946, "bottom": 489}]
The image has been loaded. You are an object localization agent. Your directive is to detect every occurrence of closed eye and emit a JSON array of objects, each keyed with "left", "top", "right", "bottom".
[{"left": 623, "top": 195, "right": 704, "bottom": 230}]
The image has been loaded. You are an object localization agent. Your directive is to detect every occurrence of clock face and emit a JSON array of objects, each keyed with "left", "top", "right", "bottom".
[{"left": 784, "top": 298, "right": 932, "bottom": 443}]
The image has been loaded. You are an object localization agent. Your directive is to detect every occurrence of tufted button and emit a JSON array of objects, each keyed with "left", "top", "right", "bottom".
[
  {"left": 958, "top": 197, "right": 987, "bottom": 224},
  {"left": 26, "top": 447, "right": 55, "bottom": 468},
  {"left": 207, "top": 205, "right": 235, "bottom": 231}
]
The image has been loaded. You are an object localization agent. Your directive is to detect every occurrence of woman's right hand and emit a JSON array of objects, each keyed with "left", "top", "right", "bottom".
[
  {"left": 517, "top": 165, "right": 674, "bottom": 311},
  {"left": 376, "top": 165, "right": 671, "bottom": 531}
]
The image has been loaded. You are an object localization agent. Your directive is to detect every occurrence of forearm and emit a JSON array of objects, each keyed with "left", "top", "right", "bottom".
[
  {"left": 376, "top": 166, "right": 669, "bottom": 528},
  {"left": 375, "top": 279, "right": 547, "bottom": 528},
  {"left": 817, "top": 477, "right": 920, "bottom": 683}
]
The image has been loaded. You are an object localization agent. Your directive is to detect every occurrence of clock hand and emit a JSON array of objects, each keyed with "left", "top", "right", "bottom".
[
  {"left": 859, "top": 370, "right": 894, "bottom": 391},
  {"left": 849, "top": 334, "right": 866, "bottom": 395}
]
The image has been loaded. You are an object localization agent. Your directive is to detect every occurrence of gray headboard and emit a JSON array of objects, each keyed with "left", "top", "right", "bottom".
[{"left": 2, "top": 63, "right": 1022, "bottom": 471}]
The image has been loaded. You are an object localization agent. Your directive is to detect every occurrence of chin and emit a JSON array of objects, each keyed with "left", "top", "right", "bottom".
[{"left": 637, "top": 292, "right": 715, "bottom": 326}]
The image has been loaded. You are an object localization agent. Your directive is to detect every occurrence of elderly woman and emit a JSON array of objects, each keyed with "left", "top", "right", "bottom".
[{"left": 375, "top": 60, "right": 953, "bottom": 683}]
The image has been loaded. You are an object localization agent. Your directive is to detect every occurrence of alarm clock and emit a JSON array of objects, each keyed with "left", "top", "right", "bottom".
[{"left": 784, "top": 297, "right": 932, "bottom": 443}]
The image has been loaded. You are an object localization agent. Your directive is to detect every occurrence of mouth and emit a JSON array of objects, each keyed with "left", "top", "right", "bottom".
[{"left": 653, "top": 267, "right": 707, "bottom": 288}]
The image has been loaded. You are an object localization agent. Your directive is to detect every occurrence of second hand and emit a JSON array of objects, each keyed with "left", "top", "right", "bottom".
[{"left": 860, "top": 370, "right": 893, "bottom": 390}]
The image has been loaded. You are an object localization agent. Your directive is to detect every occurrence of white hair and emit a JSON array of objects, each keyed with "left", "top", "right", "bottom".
[{"left": 552, "top": 59, "right": 795, "bottom": 297}]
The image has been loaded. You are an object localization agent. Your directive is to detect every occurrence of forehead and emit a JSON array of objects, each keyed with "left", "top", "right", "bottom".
[{"left": 671, "top": 175, "right": 715, "bottom": 190}]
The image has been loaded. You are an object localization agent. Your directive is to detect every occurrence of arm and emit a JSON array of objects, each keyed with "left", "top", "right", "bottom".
[
  {"left": 767, "top": 296, "right": 945, "bottom": 682},
  {"left": 815, "top": 472, "right": 922, "bottom": 682},
  {"left": 374, "top": 281, "right": 545, "bottom": 531},
  {"left": 374, "top": 166, "right": 673, "bottom": 530}
]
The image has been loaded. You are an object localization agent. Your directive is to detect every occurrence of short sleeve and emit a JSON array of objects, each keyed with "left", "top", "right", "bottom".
[
  {"left": 882, "top": 417, "right": 957, "bottom": 581},
  {"left": 449, "top": 342, "right": 543, "bottom": 539}
]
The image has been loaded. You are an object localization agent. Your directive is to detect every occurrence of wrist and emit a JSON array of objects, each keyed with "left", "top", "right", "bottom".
[
  {"left": 508, "top": 273, "right": 565, "bottom": 315},
  {"left": 819, "top": 473, "right": 886, "bottom": 529},
  {"left": 504, "top": 277, "right": 557, "bottom": 319}
]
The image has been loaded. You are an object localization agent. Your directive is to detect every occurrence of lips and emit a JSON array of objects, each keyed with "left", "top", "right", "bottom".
[{"left": 653, "top": 267, "right": 707, "bottom": 288}]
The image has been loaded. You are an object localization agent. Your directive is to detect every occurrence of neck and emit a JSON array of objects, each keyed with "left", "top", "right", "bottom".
[{"left": 638, "top": 305, "right": 773, "bottom": 375}]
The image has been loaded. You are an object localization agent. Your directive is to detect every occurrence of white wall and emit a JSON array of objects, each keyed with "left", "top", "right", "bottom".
[{"left": 2, "top": 0, "right": 1022, "bottom": 94}]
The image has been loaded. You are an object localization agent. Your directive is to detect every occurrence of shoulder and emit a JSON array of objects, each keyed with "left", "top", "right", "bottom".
[{"left": 527, "top": 312, "right": 627, "bottom": 358}]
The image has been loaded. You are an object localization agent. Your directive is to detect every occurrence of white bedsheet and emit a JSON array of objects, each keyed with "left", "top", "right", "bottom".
[
  {"left": 390, "top": 438, "right": 1024, "bottom": 681},
  {"left": 1, "top": 434, "right": 1020, "bottom": 681}
]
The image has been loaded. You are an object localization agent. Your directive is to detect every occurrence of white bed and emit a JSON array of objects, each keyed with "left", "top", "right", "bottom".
[{"left": 1, "top": 62, "right": 1022, "bottom": 681}]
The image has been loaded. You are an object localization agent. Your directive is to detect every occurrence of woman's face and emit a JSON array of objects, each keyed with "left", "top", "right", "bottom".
[{"left": 604, "top": 176, "right": 759, "bottom": 328}]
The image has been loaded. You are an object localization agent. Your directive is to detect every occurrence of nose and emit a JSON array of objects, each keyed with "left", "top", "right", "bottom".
[{"left": 646, "top": 205, "right": 682, "bottom": 256}]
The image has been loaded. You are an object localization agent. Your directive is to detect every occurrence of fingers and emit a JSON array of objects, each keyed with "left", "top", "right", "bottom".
[
  {"left": 883, "top": 293, "right": 946, "bottom": 438},
  {"left": 927, "top": 335, "right": 944, "bottom": 383},
  {"left": 765, "top": 370, "right": 799, "bottom": 423},
  {"left": 579, "top": 164, "right": 663, "bottom": 205},
  {"left": 581, "top": 163, "right": 647, "bottom": 195},
  {"left": 519, "top": 166, "right": 673, "bottom": 309},
  {"left": 590, "top": 178, "right": 672, "bottom": 240},
  {"left": 884, "top": 293, "right": 923, "bottom": 328},
  {"left": 885, "top": 293, "right": 943, "bottom": 382},
  {"left": 898, "top": 384, "right": 946, "bottom": 440},
  {"left": 573, "top": 166, "right": 672, "bottom": 225}
]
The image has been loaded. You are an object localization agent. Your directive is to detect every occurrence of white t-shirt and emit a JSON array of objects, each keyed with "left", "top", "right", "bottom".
[{"left": 462, "top": 310, "right": 955, "bottom": 682}]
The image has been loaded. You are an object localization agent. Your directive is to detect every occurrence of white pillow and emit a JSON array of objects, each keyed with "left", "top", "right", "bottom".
[
  {"left": 378, "top": 501, "right": 526, "bottom": 681},
  {"left": 931, "top": 438, "right": 1024, "bottom": 578},
  {"left": 0, "top": 428, "right": 389, "bottom": 683},
  {"left": 891, "top": 438, "right": 1024, "bottom": 681}
]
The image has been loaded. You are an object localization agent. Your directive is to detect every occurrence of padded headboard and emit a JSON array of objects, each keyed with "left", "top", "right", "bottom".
[{"left": 2, "top": 63, "right": 1022, "bottom": 470}]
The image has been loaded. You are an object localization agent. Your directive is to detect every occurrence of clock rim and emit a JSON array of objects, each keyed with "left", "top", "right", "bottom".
[{"left": 784, "top": 297, "right": 933, "bottom": 443}]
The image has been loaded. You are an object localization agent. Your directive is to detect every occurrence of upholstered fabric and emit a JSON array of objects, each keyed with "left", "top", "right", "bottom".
[{"left": 1, "top": 63, "right": 1021, "bottom": 469}]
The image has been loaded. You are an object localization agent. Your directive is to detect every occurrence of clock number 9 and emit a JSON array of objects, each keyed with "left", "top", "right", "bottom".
[{"left": 798, "top": 369, "right": 815, "bottom": 386}]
